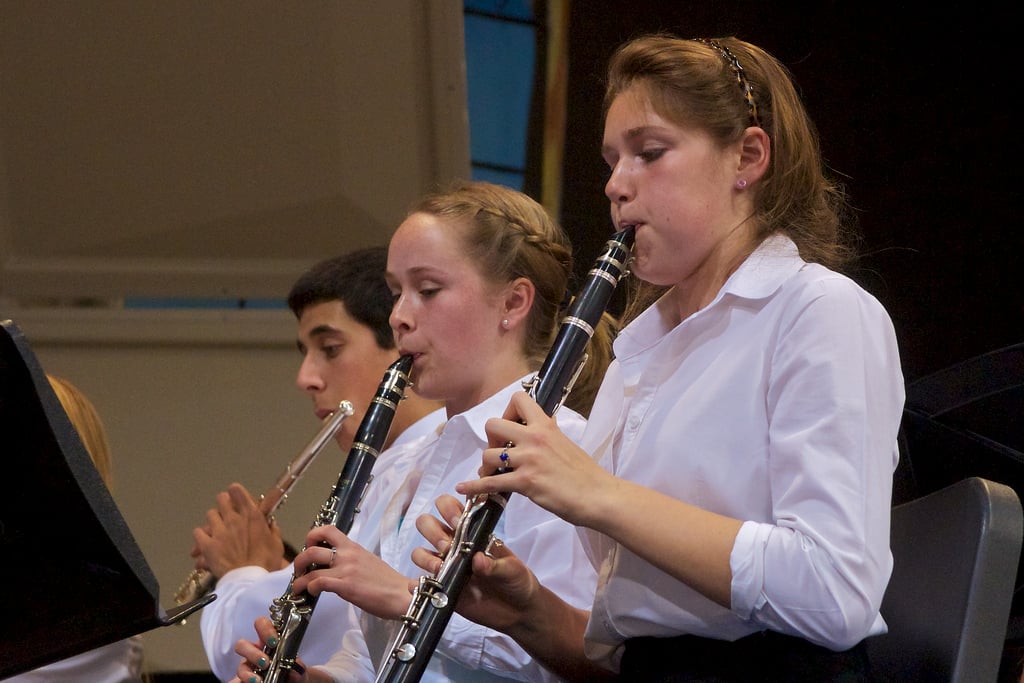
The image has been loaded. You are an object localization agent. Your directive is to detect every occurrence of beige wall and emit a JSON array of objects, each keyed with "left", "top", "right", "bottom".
[{"left": 0, "top": 1, "right": 469, "bottom": 303}]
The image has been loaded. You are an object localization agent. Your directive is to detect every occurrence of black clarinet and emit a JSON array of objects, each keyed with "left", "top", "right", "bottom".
[
  {"left": 375, "top": 227, "right": 635, "bottom": 683},
  {"left": 258, "top": 355, "right": 414, "bottom": 683}
]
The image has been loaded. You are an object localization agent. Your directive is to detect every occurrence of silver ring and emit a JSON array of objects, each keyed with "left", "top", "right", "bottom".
[{"left": 329, "top": 546, "right": 337, "bottom": 567}]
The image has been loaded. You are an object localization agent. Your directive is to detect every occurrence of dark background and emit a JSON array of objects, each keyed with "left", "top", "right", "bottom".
[{"left": 544, "top": 2, "right": 1020, "bottom": 383}]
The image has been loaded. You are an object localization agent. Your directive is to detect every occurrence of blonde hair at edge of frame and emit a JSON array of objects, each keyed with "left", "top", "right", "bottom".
[{"left": 47, "top": 374, "right": 115, "bottom": 490}]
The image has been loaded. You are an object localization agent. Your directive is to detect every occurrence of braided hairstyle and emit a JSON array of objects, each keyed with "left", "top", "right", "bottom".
[{"left": 409, "top": 180, "right": 616, "bottom": 417}]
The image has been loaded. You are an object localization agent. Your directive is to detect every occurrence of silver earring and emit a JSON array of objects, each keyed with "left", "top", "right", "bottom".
[
  {"left": 502, "top": 319, "right": 509, "bottom": 328},
  {"left": 736, "top": 179, "right": 748, "bottom": 189}
]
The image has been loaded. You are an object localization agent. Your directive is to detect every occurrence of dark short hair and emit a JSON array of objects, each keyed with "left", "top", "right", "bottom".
[{"left": 286, "top": 246, "right": 394, "bottom": 350}]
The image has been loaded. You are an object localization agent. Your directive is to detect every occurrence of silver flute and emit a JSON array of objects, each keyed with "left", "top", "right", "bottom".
[
  {"left": 258, "top": 354, "right": 414, "bottom": 683},
  {"left": 175, "top": 399, "right": 355, "bottom": 607},
  {"left": 375, "top": 227, "right": 635, "bottom": 683}
]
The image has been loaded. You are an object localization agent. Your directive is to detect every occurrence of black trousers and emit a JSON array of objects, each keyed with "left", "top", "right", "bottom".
[{"left": 619, "top": 631, "right": 870, "bottom": 682}]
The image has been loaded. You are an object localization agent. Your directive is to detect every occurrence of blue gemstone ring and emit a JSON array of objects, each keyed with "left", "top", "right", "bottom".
[{"left": 499, "top": 450, "right": 510, "bottom": 465}]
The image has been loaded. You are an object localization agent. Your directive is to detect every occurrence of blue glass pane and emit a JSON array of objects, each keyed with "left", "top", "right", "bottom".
[
  {"left": 463, "top": 0, "right": 534, "bottom": 21},
  {"left": 464, "top": 14, "right": 535, "bottom": 172},
  {"left": 470, "top": 166, "right": 525, "bottom": 191}
]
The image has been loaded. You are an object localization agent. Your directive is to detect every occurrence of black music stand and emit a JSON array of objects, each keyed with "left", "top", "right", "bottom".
[{"left": 0, "top": 319, "right": 212, "bottom": 679}]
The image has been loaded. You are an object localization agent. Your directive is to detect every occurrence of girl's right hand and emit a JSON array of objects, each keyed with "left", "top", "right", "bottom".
[{"left": 412, "top": 494, "right": 543, "bottom": 635}]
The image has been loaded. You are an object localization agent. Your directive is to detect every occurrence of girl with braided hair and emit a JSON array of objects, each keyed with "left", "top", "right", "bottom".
[{"left": 231, "top": 180, "right": 616, "bottom": 683}]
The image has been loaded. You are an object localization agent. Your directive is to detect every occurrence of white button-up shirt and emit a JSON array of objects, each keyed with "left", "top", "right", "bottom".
[
  {"left": 581, "top": 235, "right": 905, "bottom": 669},
  {"left": 319, "top": 378, "right": 597, "bottom": 683}
]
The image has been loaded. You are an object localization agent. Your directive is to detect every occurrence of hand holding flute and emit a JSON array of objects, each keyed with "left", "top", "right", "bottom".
[
  {"left": 183, "top": 401, "right": 354, "bottom": 605},
  {"left": 190, "top": 482, "right": 290, "bottom": 579}
]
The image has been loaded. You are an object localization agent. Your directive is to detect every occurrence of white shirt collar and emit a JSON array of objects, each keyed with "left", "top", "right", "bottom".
[
  {"left": 616, "top": 234, "right": 804, "bottom": 360},
  {"left": 441, "top": 374, "right": 536, "bottom": 443}
]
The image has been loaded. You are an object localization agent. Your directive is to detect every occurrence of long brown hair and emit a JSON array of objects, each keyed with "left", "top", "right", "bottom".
[{"left": 605, "top": 34, "right": 858, "bottom": 321}]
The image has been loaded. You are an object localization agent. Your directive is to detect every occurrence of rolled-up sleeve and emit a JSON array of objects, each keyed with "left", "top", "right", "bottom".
[{"left": 730, "top": 277, "right": 903, "bottom": 650}]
